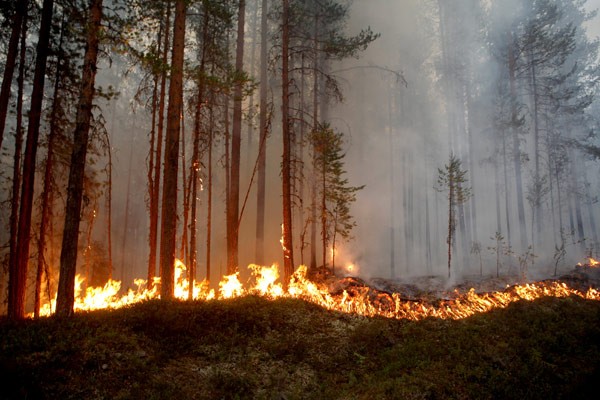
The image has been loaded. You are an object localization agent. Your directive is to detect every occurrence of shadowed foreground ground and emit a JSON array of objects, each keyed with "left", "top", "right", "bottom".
[{"left": 1, "top": 293, "right": 599, "bottom": 399}]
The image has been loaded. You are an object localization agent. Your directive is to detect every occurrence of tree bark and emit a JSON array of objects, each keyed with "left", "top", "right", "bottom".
[
  {"left": 255, "top": 0, "right": 268, "bottom": 265},
  {"left": 227, "top": 0, "right": 245, "bottom": 274},
  {"left": 9, "top": 0, "right": 54, "bottom": 320},
  {"left": 159, "top": 0, "right": 186, "bottom": 300},
  {"left": 56, "top": 0, "right": 103, "bottom": 317},
  {"left": 148, "top": 2, "right": 171, "bottom": 287},
  {"left": 189, "top": 7, "right": 211, "bottom": 297},
  {"left": 0, "top": 0, "right": 29, "bottom": 151},
  {"left": 281, "top": 0, "right": 294, "bottom": 283},
  {"left": 8, "top": 6, "right": 27, "bottom": 317},
  {"left": 36, "top": 11, "right": 63, "bottom": 317}
]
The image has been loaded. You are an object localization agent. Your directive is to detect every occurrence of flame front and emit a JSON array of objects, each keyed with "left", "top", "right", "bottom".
[{"left": 35, "top": 261, "right": 600, "bottom": 319}]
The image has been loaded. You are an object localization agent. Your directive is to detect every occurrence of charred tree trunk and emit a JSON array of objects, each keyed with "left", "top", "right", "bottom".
[
  {"left": 9, "top": 0, "right": 54, "bottom": 320},
  {"left": 56, "top": 0, "right": 103, "bottom": 317},
  {"left": 0, "top": 0, "right": 28, "bottom": 150},
  {"left": 227, "top": 0, "right": 245, "bottom": 274},
  {"left": 159, "top": 0, "right": 186, "bottom": 299},
  {"left": 281, "top": 0, "right": 294, "bottom": 283}
]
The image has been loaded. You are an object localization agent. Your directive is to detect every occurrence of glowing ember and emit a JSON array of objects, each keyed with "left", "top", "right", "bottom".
[{"left": 34, "top": 261, "right": 600, "bottom": 320}]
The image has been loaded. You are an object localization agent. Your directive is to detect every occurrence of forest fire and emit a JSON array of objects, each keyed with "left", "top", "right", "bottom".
[
  {"left": 34, "top": 261, "right": 600, "bottom": 320},
  {"left": 577, "top": 258, "right": 600, "bottom": 268}
]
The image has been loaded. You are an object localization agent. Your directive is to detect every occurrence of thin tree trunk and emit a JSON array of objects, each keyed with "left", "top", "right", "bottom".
[
  {"left": 120, "top": 137, "right": 134, "bottom": 281},
  {"left": 227, "top": 0, "right": 245, "bottom": 274},
  {"left": 255, "top": 0, "right": 268, "bottom": 265},
  {"left": 206, "top": 90, "right": 215, "bottom": 283},
  {"left": 159, "top": 0, "right": 186, "bottom": 299},
  {"left": 180, "top": 114, "right": 189, "bottom": 262},
  {"left": 106, "top": 136, "right": 113, "bottom": 279},
  {"left": 309, "top": 9, "right": 319, "bottom": 271},
  {"left": 502, "top": 131, "right": 512, "bottom": 250},
  {"left": 0, "top": 0, "right": 29, "bottom": 150},
  {"left": 148, "top": 2, "right": 171, "bottom": 287},
  {"left": 298, "top": 53, "right": 306, "bottom": 265},
  {"left": 56, "top": 0, "right": 103, "bottom": 317},
  {"left": 246, "top": 0, "right": 259, "bottom": 166},
  {"left": 8, "top": 7, "right": 27, "bottom": 316},
  {"left": 281, "top": 0, "right": 294, "bottom": 283},
  {"left": 388, "top": 89, "right": 395, "bottom": 279},
  {"left": 189, "top": 13, "right": 209, "bottom": 299},
  {"left": 36, "top": 10, "right": 62, "bottom": 317},
  {"left": 9, "top": 0, "right": 54, "bottom": 320},
  {"left": 508, "top": 37, "right": 528, "bottom": 253}
]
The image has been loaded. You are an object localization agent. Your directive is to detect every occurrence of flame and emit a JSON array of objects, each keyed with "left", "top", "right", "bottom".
[
  {"left": 34, "top": 260, "right": 600, "bottom": 320},
  {"left": 577, "top": 257, "right": 600, "bottom": 268}
]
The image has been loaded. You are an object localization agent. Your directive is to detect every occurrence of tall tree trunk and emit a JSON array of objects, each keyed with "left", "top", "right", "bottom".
[
  {"left": 55, "top": 0, "right": 103, "bottom": 317},
  {"left": 502, "top": 131, "right": 512, "bottom": 250},
  {"left": 189, "top": 10, "right": 209, "bottom": 299},
  {"left": 206, "top": 90, "right": 215, "bottom": 283},
  {"left": 529, "top": 49, "right": 542, "bottom": 239},
  {"left": 0, "top": 0, "right": 29, "bottom": 150},
  {"left": 447, "top": 183, "right": 454, "bottom": 278},
  {"left": 180, "top": 115, "right": 189, "bottom": 262},
  {"left": 227, "top": 0, "right": 245, "bottom": 274},
  {"left": 106, "top": 136, "right": 113, "bottom": 279},
  {"left": 36, "top": 10, "right": 63, "bottom": 317},
  {"left": 8, "top": 6, "right": 27, "bottom": 317},
  {"left": 255, "top": 0, "right": 268, "bottom": 265},
  {"left": 246, "top": 0, "right": 259, "bottom": 166},
  {"left": 309, "top": 10, "right": 319, "bottom": 271},
  {"left": 281, "top": 0, "right": 294, "bottom": 283},
  {"left": 9, "top": 0, "right": 54, "bottom": 320},
  {"left": 159, "top": 0, "right": 186, "bottom": 300},
  {"left": 148, "top": 2, "right": 171, "bottom": 287},
  {"left": 120, "top": 138, "right": 134, "bottom": 281},
  {"left": 388, "top": 89, "right": 395, "bottom": 279},
  {"left": 298, "top": 53, "right": 306, "bottom": 265},
  {"left": 508, "top": 37, "right": 528, "bottom": 253}
]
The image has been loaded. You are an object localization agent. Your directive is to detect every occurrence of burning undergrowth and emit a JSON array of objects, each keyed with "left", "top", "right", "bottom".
[{"left": 32, "top": 259, "right": 600, "bottom": 321}]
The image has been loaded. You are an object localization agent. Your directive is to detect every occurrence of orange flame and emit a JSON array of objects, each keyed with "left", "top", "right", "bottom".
[{"left": 34, "top": 261, "right": 600, "bottom": 319}]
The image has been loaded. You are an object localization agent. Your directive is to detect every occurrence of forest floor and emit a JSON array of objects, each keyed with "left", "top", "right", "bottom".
[{"left": 1, "top": 268, "right": 599, "bottom": 400}]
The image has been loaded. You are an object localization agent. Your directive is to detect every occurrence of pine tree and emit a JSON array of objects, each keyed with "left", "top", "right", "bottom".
[
  {"left": 310, "top": 125, "right": 363, "bottom": 273},
  {"left": 436, "top": 154, "right": 472, "bottom": 278}
]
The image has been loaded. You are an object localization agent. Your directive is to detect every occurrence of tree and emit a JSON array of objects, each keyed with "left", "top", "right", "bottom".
[
  {"left": 159, "top": 0, "right": 186, "bottom": 300},
  {"left": 8, "top": 0, "right": 54, "bottom": 320},
  {"left": 281, "top": 0, "right": 294, "bottom": 283},
  {"left": 0, "top": 0, "right": 28, "bottom": 151},
  {"left": 255, "top": 0, "right": 269, "bottom": 265},
  {"left": 310, "top": 125, "right": 363, "bottom": 273},
  {"left": 436, "top": 154, "right": 471, "bottom": 278},
  {"left": 56, "top": 0, "right": 104, "bottom": 317},
  {"left": 227, "top": 0, "right": 246, "bottom": 274}
]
